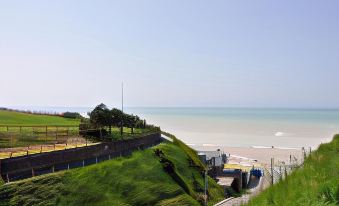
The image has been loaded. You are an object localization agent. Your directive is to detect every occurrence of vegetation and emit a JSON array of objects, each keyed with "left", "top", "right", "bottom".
[
  {"left": 246, "top": 134, "right": 339, "bottom": 206},
  {"left": 85, "top": 103, "right": 157, "bottom": 140},
  {"left": 0, "top": 110, "right": 80, "bottom": 126},
  {"left": 0, "top": 105, "right": 156, "bottom": 149},
  {"left": 89, "top": 104, "right": 146, "bottom": 134},
  {"left": 0, "top": 141, "right": 224, "bottom": 206}
]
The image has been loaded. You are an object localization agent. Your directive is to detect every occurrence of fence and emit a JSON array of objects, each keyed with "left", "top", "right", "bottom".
[
  {"left": 0, "top": 132, "right": 162, "bottom": 182},
  {"left": 262, "top": 147, "right": 312, "bottom": 186},
  {"left": 0, "top": 125, "right": 79, "bottom": 148}
]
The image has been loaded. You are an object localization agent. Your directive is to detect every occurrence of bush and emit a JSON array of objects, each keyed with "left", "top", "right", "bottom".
[{"left": 62, "top": 112, "right": 81, "bottom": 119}]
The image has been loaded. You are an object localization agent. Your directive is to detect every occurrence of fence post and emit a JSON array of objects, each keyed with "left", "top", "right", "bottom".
[
  {"left": 271, "top": 158, "right": 274, "bottom": 185},
  {"left": 56, "top": 126, "right": 58, "bottom": 141},
  {"left": 45, "top": 126, "right": 48, "bottom": 142},
  {"left": 10, "top": 133, "right": 13, "bottom": 148},
  {"left": 32, "top": 168, "right": 35, "bottom": 177}
]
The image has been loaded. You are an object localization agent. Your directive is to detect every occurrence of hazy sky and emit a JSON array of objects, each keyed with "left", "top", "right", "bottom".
[{"left": 1, "top": 1, "right": 339, "bottom": 108}]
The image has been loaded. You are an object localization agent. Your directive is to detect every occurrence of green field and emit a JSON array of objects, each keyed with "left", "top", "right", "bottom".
[
  {"left": 0, "top": 140, "right": 224, "bottom": 206},
  {"left": 0, "top": 110, "right": 80, "bottom": 126},
  {"left": 246, "top": 135, "right": 339, "bottom": 206},
  {"left": 0, "top": 110, "right": 157, "bottom": 150}
]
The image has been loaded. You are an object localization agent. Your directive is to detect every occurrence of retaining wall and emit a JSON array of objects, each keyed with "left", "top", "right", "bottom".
[{"left": 0, "top": 133, "right": 162, "bottom": 182}]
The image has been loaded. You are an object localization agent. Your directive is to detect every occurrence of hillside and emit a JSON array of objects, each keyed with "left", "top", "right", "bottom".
[
  {"left": 246, "top": 135, "right": 339, "bottom": 206},
  {"left": 0, "top": 110, "right": 80, "bottom": 126},
  {"left": 0, "top": 140, "right": 224, "bottom": 206}
]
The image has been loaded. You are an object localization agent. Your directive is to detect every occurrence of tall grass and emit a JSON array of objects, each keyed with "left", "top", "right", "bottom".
[{"left": 246, "top": 134, "right": 339, "bottom": 206}]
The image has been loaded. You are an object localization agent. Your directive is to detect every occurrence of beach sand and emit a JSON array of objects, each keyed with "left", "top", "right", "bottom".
[{"left": 194, "top": 145, "right": 304, "bottom": 166}]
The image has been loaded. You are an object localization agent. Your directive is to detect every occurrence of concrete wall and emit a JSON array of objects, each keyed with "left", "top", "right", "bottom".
[{"left": 0, "top": 133, "right": 162, "bottom": 182}]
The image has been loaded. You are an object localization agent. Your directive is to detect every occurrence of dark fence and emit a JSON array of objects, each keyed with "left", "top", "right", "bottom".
[{"left": 0, "top": 132, "right": 162, "bottom": 182}]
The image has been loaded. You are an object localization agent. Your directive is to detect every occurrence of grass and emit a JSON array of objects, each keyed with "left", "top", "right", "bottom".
[
  {"left": 0, "top": 110, "right": 80, "bottom": 126},
  {"left": 109, "top": 127, "right": 160, "bottom": 140},
  {"left": 246, "top": 134, "right": 339, "bottom": 206},
  {"left": 0, "top": 141, "right": 224, "bottom": 206},
  {"left": 0, "top": 110, "right": 155, "bottom": 150},
  {"left": 0, "top": 110, "right": 80, "bottom": 148}
]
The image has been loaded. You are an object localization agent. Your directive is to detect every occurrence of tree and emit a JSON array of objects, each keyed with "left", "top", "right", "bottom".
[
  {"left": 89, "top": 103, "right": 112, "bottom": 135},
  {"left": 124, "top": 114, "right": 139, "bottom": 134}
]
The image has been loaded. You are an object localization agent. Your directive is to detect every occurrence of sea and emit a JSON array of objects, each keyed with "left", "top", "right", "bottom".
[{"left": 7, "top": 106, "right": 339, "bottom": 149}]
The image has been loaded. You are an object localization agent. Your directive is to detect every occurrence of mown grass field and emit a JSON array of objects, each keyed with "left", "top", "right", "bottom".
[
  {"left": 0, "top": 110, "right": 80, "bottom": 126},
  {"left": 0, "top": 110, "right": 81, "bottom": 149},
  {"left": 0, "top": 110, "right": 155, "bottom": 150},
  {"left": 246, "top": 134, "right": 339, "bottom": 206},
  {"left": 0, "top": 141, "right": 224, "bottom": 206}
]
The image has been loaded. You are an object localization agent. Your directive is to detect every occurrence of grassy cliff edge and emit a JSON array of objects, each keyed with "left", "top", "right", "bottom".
[{"left": 246, "top": 134, "right": 339, "bottom": 206}]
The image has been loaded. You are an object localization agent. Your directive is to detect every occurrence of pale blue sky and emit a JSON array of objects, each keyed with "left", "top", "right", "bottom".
[{"left": 1, "top": 1, "right": 339, "bottom": 108}]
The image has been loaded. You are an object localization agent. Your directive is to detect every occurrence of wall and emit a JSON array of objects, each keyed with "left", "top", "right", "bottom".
[{"left": 0, "top": 133, "right": 162, "bottom": 182}]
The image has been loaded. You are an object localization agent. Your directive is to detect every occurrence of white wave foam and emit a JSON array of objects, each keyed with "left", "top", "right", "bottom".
[
  {"left": 274, "top": 146, "right": 299, "bottom": 150},
  {"left": 230, "top": 154, "right": 256, "bottom": 161},
  {"left": 202, "top": 143, "right": 219, "bottom": 147},
  {"left": 251, "top": 145, "right": 299, "bottom": 150},
  {"left": 274, "top": 132, "right": 285, "bottom": 137},
  {"left": 251, "top": 146, "right": 272, "bottom": 149}
]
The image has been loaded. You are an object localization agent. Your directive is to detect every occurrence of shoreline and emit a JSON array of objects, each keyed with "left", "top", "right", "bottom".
[{"left": 193, "top": 145, "right": 304, "bottom": 165}]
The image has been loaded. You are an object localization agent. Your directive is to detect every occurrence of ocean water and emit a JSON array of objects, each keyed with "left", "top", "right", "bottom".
[
  {"left": 125, "top": 107, "right": 339, "bottom": 149},
  {"left": 7, "top": 106, "right": 339, "bottom": 148}
]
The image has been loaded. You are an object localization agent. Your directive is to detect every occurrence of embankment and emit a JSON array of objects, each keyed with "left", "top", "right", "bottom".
[
  {"left": 246, "top": 134, "right": 339, "bottom": 206},
  {"left": 0, "top": 134, "right": 224, "bottom": 206},
  {"left": 0, "top": 133, "right": 161, "bottom": 182}
]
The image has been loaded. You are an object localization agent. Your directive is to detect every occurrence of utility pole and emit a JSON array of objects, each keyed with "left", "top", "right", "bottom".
[
  {"left": 120, "top": 82, "right": 124, "bottom": 136},
  {"left": 204, "top": 170, "right": 208, "bottom": 206}
]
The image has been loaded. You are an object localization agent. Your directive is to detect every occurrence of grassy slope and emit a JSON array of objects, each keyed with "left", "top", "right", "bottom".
[
  {"left": 0, "top": 110, "right": 80, "bottom": 126},
  {"left": 246, "top": 135, "right": 339, "bottom": 206},
  {"left": 0, "top": 142, "right": 224, "bottom": 206}
]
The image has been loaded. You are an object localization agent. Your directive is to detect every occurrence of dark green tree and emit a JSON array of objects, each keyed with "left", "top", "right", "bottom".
[
  {"left": 124, "top": 114, "right": 139, "bottom": 134},
  {"left": 89, "top": 103, "right": 112, "bottom": 134}
]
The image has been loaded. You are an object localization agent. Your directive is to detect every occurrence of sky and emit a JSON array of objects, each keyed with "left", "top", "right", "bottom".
[{"left": 1, "top": 1, "right": 339, "bottom": 108}]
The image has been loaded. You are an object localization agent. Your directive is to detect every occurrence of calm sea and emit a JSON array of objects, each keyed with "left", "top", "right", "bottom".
[{"left": 8, "top": 106, "right": 339, "bottom": 148}]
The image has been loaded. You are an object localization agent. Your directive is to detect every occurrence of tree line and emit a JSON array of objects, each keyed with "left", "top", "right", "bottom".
[{"left": 81, "top": 103, "right": 149, "bottom": 139}]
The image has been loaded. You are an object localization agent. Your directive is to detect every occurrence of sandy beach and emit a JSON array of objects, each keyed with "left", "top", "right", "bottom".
[{"left": 194, "top": 145, "right": 304, "bottom": 166}]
